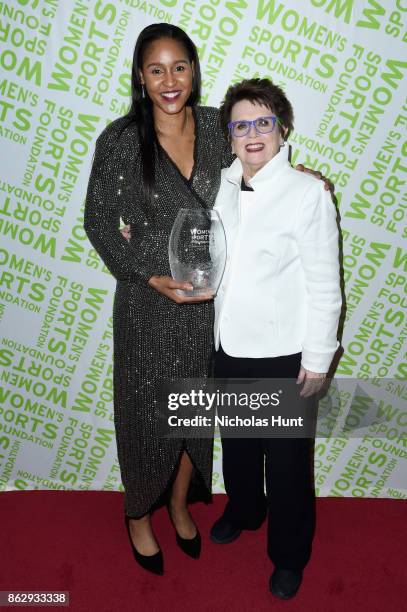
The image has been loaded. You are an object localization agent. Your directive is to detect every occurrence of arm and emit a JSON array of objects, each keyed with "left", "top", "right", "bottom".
[
  {"left": 85, "top": 124, "right": 214, "bottom": 303},
  {"left": 214, "top": 109, "right": 235, "bottom": 169},
  {"left": 84, "top": 125, "right": 158, "bottom": 283},
  {"left": 221, "top": 136, "right": 235, "bottom": 169},
  {"left": 295, "top": 182, "right": 342, "bottom": 376}
]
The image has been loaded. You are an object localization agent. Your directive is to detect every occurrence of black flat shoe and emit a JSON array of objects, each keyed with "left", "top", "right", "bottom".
[
  {"left": 175, "top": 529, "right": 201, "bottom": 559},
  {"left": 210, "top": 516, "right": 242, "bottom": 544},
  {"left": 124, "top": 516, "right": 164, "bottom": 575},
  {"left": 269, "top": 568, "right": 303, "bottom": 599}
]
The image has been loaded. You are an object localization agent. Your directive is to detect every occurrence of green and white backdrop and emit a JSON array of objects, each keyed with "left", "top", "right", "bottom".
[{"left": 0, "top": 0, "right": 406, "bottom": 499}]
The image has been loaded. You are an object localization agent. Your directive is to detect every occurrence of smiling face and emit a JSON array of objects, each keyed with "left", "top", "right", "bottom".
[
  {"left": 230, "top": 99, "right": 285, "bottom": 180},
  {"left": 139, "top": 37, "right": 194, "bottom": 118}
]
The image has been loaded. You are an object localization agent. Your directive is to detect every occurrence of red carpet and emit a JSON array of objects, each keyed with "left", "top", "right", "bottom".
[{"left": 2, "top": 492, "right": 406, "bottom": 611}]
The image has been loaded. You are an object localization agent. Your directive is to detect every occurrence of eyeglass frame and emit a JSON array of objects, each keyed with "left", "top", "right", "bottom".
[{"left": 227, "top": 115, "right": 281, "bottom": 137}]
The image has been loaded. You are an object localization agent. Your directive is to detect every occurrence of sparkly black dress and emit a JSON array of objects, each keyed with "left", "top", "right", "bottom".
[{"left": 84, "top": 106, "right": 233, "bottom": 518}]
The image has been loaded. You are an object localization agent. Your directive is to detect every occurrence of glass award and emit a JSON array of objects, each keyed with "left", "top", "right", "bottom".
[{"left": 169, "top": 208, "right": 227, "bottom": 297}]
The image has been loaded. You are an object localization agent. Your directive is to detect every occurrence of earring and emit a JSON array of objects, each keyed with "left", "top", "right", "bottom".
[{"left": 141, "top": 84, "right": 145, "bottom": 99}]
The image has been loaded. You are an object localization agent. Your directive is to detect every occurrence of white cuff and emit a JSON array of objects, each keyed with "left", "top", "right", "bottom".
[{"left": 301, "top": 341, "right": 340, "bottom": 373}]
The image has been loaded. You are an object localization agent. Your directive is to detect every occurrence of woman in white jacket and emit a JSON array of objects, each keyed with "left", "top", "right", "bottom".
[{"left": 210, "top": 78, "right": 342, "bottom": 600}]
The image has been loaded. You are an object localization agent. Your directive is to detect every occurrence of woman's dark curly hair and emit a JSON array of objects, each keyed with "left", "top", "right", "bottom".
[{"left": 219, "top": 78, "right": 294, "bottom": 141}]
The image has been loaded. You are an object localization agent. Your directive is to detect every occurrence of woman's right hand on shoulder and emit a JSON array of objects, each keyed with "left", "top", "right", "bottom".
[{"left": 148, "top": 275, "right": 213, "bottom": 304}]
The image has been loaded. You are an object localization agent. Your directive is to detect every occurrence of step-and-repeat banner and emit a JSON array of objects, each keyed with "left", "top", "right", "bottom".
[{"left": 0, "top": 0, "right": 406, "bottom": 498}]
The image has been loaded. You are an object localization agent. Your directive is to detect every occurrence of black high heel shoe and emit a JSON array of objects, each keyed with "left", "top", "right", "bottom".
[
  {"left": 124, "top": 516, "right": 164, "bottom": 575},
  {"left": 168, "top": 505, "right": 201, "bottom": 559},
  {"left": 175, "top": 529, "right": 201, "bottom": 559}
]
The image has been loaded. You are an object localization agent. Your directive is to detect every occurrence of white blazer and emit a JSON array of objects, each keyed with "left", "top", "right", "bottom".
[{"left": 213, "top": 144, "right": 342, "bottom": 373}]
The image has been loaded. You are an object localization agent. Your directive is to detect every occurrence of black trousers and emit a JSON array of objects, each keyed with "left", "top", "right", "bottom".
[{"left": 214, "top": 345, "right": 316, "bottom": 570}]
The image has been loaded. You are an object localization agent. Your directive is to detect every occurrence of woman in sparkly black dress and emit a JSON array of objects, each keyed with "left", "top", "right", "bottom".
[{"left": 84, "top": 23, "right": 233, "bottom": 574}]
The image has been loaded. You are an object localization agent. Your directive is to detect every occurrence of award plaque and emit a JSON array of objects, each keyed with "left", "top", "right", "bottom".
[{"left": 169, "top": 209, "right": 227, "bottom": 297}]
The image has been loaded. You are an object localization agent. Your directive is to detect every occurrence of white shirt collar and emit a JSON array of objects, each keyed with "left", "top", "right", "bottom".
[{"left": 224, "top": 143, "right": 290, "bottom": 188}]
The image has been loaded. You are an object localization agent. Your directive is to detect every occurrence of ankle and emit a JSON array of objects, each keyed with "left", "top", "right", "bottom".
[{"left": 128, "top": 514, "right": 150, "bottom": 530}]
